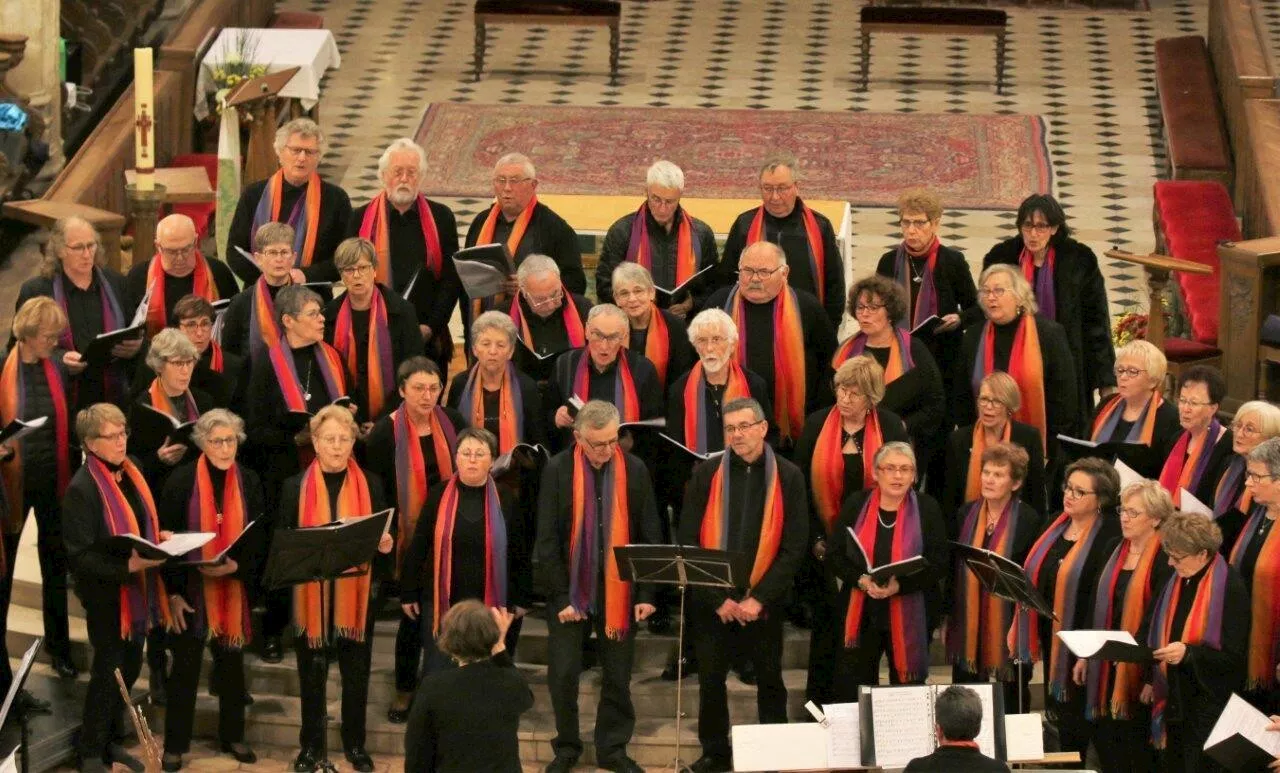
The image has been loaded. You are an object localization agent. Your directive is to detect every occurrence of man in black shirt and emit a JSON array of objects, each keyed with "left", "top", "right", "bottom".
[
  {"left": 679, "top": 397, "right": 808, "bottom": 773},
  {"left": 509, "top": 255, "right": 593, "bottom": 387},
  {"left": 904, "top": 686, "right": 1009, "bottom": 772},
  {"left": 126, "top": 214, "right": 239, "bottom": 336},
  {"left": 227, "top": 118, "right": 352, "bottom": 285}
]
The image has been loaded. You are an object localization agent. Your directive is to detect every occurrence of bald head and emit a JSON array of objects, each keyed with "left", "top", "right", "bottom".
[{"left": 155, "top": 214, "right": 199, "bottom": 277}]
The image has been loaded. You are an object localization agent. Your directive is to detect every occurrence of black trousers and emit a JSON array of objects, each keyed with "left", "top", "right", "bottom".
[
  {"left": 951, "top": 663, "right": 1033, "bottom": 716},
  {"left": 78, "top": 591, "right": 143, "bottom": 762},
  {"left": 1093, "top": 714, "right": 1156, "bottom": 773},
  {"left": 1163, "top": 719, "right": 1228, "bottom": 773},
  {"left": 295, "top": 637, "right": 371, "bottom": 753},
  {"left": 394, "top": 610, "right": 420, "bottom": 693},
  {"left": 692, "top": 604, "right": 787, "bottom": 761},
  {"left": 1040, "top": 631, "right": 1090, "bottom": 756},
  {"left": 804, "top": 587, "right": 838, "bottom": 704},
  {"left": 164, "top": 632, "right": 247, "bottom": 753},
  {"left": 27, "top": 487, "right": 72, "bottom": 660},
  {"left": 545, "top": 610, "right": 637, "bottom": 762},
  {"left": 0, "top": 535, "right": 19, "bottom": 695},
  {"left": 832, "top": 625, "right": 926, "bottom": 702}
]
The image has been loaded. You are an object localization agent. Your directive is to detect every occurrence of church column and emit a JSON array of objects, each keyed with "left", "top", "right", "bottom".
[{"left": 1, "top": 0, "right": 63, "bottom": 169}]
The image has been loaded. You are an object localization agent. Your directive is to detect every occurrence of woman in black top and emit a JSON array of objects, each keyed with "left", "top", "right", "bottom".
[
  {"left": 400, "top": 428, "right": 530, "bottom": 673},
  {"left": 1203, "top": 400, "right": 1280, "bottom": 551},
  {"left": 158, "top": 410, "right": 264, "bottom": 770},
  {"left": 404, "top": 600, "right": 532, "bottom": 773},
  {"left": 1084, "top": 340, "right": 1180, "bottom": 479},
  {"left": 610, "top": 262, "right": 694, "bottom": 393},
  {"left": 128, "top": 329, "right": 215, "bottom": 495}
]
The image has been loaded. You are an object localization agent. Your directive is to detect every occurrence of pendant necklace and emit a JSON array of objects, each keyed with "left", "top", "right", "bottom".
[{"left": 303, "top": 358, "right": 314, "bottom": 402}]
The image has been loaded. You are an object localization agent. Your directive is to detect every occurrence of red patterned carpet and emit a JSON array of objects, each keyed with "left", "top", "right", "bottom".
[{"left": 415, "top": 103, "right": 1052, "bottom": 210}]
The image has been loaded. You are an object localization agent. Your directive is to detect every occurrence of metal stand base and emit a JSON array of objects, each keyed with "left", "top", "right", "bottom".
[{"left": 667, "top": 584, "right": 693, "bottom": 773}]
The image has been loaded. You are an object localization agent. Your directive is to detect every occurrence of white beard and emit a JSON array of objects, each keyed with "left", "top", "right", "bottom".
[
  {"left": 389, "top": 186, "right": 417, "bottom": 208},
  {"left": 702, "top": 356, "right": 724, "bottom": 374}
]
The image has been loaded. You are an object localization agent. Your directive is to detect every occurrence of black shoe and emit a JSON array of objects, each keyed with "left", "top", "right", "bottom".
[
  {"left": 51, "top": 655, "right": 79, "bottom": 679},
  {"left": 544, "top": 755, "right": 578, "bottom": 773},
  {"left": 161, "top": 752, "right": 182, "bottom": 771},
  {"left": 13, "top": 689, "right": 51, "bottom": 716},
  {"left": 598, "top": 754, "right": 644, "bottom": 772},
  {"left": 688, "top": 755, "right": 732, "bottom": 773},
  {"left": 261, "top": 636, "right": 284, "bottom": 663},
  {"left": 660, "top": 656, "right": 697, "bottom": 681},
  {"left": 387, "top": 691, "right": 412, "bottom": 723},
  {"left": 220, "top": 741, "right": 256, "bottom": 763},
  {"left": 733, "top": 660, "right": 756, "bottom": 686},
  {"left": 646, "top": 614, "right": 672, "bottom": 635},
  {"left": 104, "top": 743, "right": 145, "bottom": 773},
  {"left": 292, "top": 748, "right": 319, "bottom": 772},
  {"left": 344, "top": 746, "right": 374, "bottom": 772}
]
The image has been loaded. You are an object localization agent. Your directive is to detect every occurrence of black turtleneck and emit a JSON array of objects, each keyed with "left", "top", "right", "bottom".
[
  {"left": 990, "top": 317, "right": 1019, "bottom": 372},
  {"left": 227, "top": 175, "right": 352, "bottom": 284},
  {"left": 446, "top": 482, "right": 491, "bottom": 601},
  {"left": 18, "top": 357, "right": 58, "bottom": 485}
]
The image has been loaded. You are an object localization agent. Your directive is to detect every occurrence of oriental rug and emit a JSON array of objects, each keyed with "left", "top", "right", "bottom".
[{"left": 414, "top": 103, "right": 1053, "bottom": 210}]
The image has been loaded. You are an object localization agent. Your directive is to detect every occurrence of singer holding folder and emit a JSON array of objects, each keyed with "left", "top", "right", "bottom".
[
  {"left": 1229, "top": 438, "right": 1280, "bottom": 715},
  {"left": 158, "top": 410, "right": 264, "bottom": 770},
  {"left": 828, "top": 441, "right": 948, "bottom": 701},
  {"left": 1085, "top": 340, "right": 1180, "bottom": 479},
  {"left": 61, "top": 403, "right": 173, "bottom": 773},
  {"left": 278, "top": 406, "right": 390, "bottom": 773}
]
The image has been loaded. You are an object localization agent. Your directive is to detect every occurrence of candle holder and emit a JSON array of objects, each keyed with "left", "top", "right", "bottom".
[{"left": 125, "top": 182, "right": 167, "bottom": 273}]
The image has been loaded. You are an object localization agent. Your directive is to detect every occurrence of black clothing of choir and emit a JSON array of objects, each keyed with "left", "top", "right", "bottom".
[
  {"left": 595, "top": 206, "right": 719, "bottom": 310},
  {"left": 463, "top": 202, "right": 587, "bottom": 294},
  {"left": 364, "top": 406, "right": 467, "bottom": 506},
  {"left": 627, "top": 308, "right": 694, "bottom": 391},
  {"left": 941, "top": 421, "right": 1047, "bottom": 522},
  {"left": 227, "top": 176, "right": 352, "bottom": 285},
  {"left": 323, "top": 285, "right": 426, "bottom": 422},
  {"left": 219, "top": 280, "right": 286, "bottom": 361},
  {"left": 124, "top": 257, "right": 240, "bottom": 323},
  {"left": 903, "top": 745, "right": 1010, "bottom": 773},
  {"left": 1086, "top": 397, "right": 1181, "bottom": 480},
  {"left": 127, "top": 387, "right": 215, "bottom": 495},
  {"left": 857, "top": 338, "right": 947, "bottom": 468},
  {"left": 546, "top": 349, "right": 663, "bottom": 448},
  {"left": 130, "top": 344, "right": 244, "bottom": 411},
  {"left": 445, "top": 368, "right": 545, "bottom": 447}
]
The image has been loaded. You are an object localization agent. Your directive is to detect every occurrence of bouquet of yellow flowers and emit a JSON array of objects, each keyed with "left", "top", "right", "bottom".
[{"left": 211, "top": 30, "right": 267, "bottom": 114}]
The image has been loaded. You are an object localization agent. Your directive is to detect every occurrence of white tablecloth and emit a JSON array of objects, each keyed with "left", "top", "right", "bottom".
[{"left": 194, "top": 28, "right": 341, "bottom": 120}]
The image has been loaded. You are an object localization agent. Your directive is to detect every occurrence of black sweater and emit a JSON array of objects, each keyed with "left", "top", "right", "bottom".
[
  {"left": 323, "top": 285, "right": 427, "bottom": 423},
  {"left": 595, "top": 206, "right": 719, "bottom": 310},
  {"left": 463, "top": 201, "right": 586, "bottom": 295},
  {"left": 941, "top": 420, "right": 1047, "bottom": 520},
  {"left": 445, "top": 367, "right": 545, "bottom": 447},
  {"left": 227, "top": 176, "right": 352, "bottom": 285}
]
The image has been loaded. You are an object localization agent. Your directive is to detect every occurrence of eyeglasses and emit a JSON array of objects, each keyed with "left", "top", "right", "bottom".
[
  {"left": 588, "top": 330, "right": 625, "bottom": 344},
  {"left": 285, "top": 145, "right": 321, "bottom": 158},
  {"left": 979, "top": 286, "right": 1009, "bottom": 299},
  {"left": 178, "top": 319, "right": 214, "bottom": 332},
  {"left": 406, "top": 382, "right": 443, "bottom": 396},
  {"left": 524, "top": 290, "right": 563, "bottom": 309},
  {"left": 835, "top": 385, "right": 866, "bottom": 401},
  {"left": 64, "top": 241, "right": 98, "bottom": 254},
  {"left": 258, "top": 248, "right": 294, "bottom": 260},
  {"left": 613, "top": 288, "right": 651, "bottom": 302},
  {"left": 1246, "top": 471, "right": 1277, "bottom": 483},
  {"left": 878, "top": 464, "right": 916, "bottom": 476},
  {"left": 1233, "top": 421, "right": 1262, "bottom": 436},
  {"left": 159, "top": 244, "right": 196, "bottom": 259},
  {"left": 899, "top": 218, "right": 932, "bottom": 231},
  {"left": 854, "top": 302, "right": 886, "bottom": 314},
  {"left": 760, "top": 183, "right": 795, "bottom": 197},
  {"left": 388, "top": 167, "right": 419, "bottom": 181},
  {"left": 647, "top": 194, "right": 680, "bottom": 208},
  {"left": 166, "top": 358, "right": 197, "bottom": 369},
  {"left": 738, "top": 266, "right": 783, "bottom": 280},
  {"left": 977, "top": 396, "right": 1006, "bottom": 409},
  {"left": 457, "top": 450, "right": 491, "bottom": 461},
  {"left": 582, "top": 436, "right": 620, "bottom": 451},
  {"left": 1062, "top": 484, "right": 1096, "bottom": 499},
  {"left": 1117, "top": 507, "right": 1147, "bottom": 519},
  {"left": 1020, "top": 223, "right": 1055, "bottom": 234},
  {"left": 316, "top": 434, "right": 354, "bottom": 446},
  {"left": 493, "top": 176, "right": 532, "bottom": 188},
  {"left": 204, "top": 436, "right": 238, "bottom": 449},
  {"left": 295, "top": 309, "right": 324, "bottom": 320},
  {"left": 1176, "top": 397, "right": 1215, "bottom": 408},
  {"left": 96, "top": 429, "right": 129, "bottom": 442},
  {"left": 692, "top": 335, "right": 728, "bottom": 348},
  {"left": 724, "top": 420, "right": 764, "bottom": 435},
  {"left": 34, "top": 331, "right": 61, "bottom": 343},
  {"left": 1114, "top": 366, "right": 1146, "bottom": 379},
  {"left": 340, "top": 263, "right": 375, "bottom": 277},
  {"left": 1165, "top": 551, "right": 1190, "bottom": 563}
]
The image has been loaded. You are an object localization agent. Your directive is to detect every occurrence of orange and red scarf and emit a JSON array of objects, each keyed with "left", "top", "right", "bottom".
[
  {"left": 725, "top": 285, "right": 805, "bottom": 442},
  {"left": 0, "top": 345, "right": 71, "bottom": 534},
  {"left": 252, "top": 170, "right": 322, "bottom": 267},
  {"left": 948, "top": 498, "right": 1021, "bottom": 678},
  {"left": 186, "top": 455, "right": 250, "bottom": 647},
  {"left": 294, "top": 458, "right": 374, "bottom": 645},
  {"left": 455, "top": 363, "right": 524, "bottom": 454},
  {"left": 1085, "top": 536, "right": 1161, "bottom": 720},
  {"left": 745, "top": 202, "right": 826, "bottom": 305},
  {"left": 392, "top": 405, "right": 457, "bottom": 577},
  {"left": 148, "top": 378, "right": 199, "bottom": 423},
  {"left": 267, "top": 340, "right": 346, "bottom": 413},
  {"left": 431, "top": 474, "right": 506, "bottom": 634},
  {"left": 639, "top": 305, "right": 672, "bottom": 388},
  {"left": 572, "top": 351, "right": 640, "bottom": 423},
  {"left": 894, "top": 237, "right": 940, "bottom": 329},
  {"left": 332, "top": 288, "right": 395, "bottom": 418},
  {"left": 85, "top": 454, "right": 172, "bottom": 640},
  {"left": 1214, "top": 455, "right": 1253, "bottom": 518},
  {"left": 962, "top": 421, "right": 1012, "bottom": 507},
  {"left": 509, "top": 288, "right": 585, "bottom": 352},
  {"left": 1090, "top": 391, "right": 1163, "bottom": 446},
  {"left": 568, "top": 446, "right": 632, "bottom": 639},
  {"left": 472, "top": 197, "right": 537, "bottom": 315},
  {"left": 143, "top": 253, "right": 220, "bottom": 337},
  {"left": 1159, "top": 420, "right": 1224, "bottom": 506},
  {"left": 207, "top": 341, "right": 225, "bottom": 373},
  {"left": 844, "top": 488, "right": 929, "bottom": 683},
  {"left": 626, "top": 202, "right": 701, "bottom": 289},
  {"left": 681, "top": 361, "right": 750, "bottom": 454},
  {"left": 971, "top": 313, "right": 1046, "bottom": 453},
  {"left": 248, "top": 278, "right": 284, "bottom": 362},
  {"left": 831, "top": 328, "right": 916, "bottom": 382},
  {"left": 811, "top": 407, "right": 882, "bottom": 535},
  {"left": 700, "top": 447, "right": 785, "bottom": 592},
  {"left": 1229, "top": 505, "right": 1280, "bottom": 690},
  {"left": 359, "top": 192, "right": 444, "bottom": 287},
  {"left": 1021, "top": 246, "right": 1056, "bottom": 320},
  {"left": 52, "top": 268, "right": 128, "bottom": 402}
]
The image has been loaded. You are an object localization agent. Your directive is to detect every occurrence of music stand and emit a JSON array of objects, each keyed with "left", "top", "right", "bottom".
[
  {"left": 614, "top": 545, "right": 750, "bottom": 773},
  {"left": 264, "top": 511, "right": 392, "bottom": 773},
  {"left": 0, "top": 638, "right": 41, "bottom": 773},
  {"left": 225, "top": 66, "right": 301, "bottom": 184}
]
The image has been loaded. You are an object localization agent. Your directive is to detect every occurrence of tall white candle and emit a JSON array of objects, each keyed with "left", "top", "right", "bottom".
[{"left": 133, "top": 47, "right": 155, "bottom": 192}]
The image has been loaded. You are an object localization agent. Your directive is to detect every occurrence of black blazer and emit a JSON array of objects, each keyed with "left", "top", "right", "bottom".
[
  {"left": 903, "top": 745, "right": 1009, "bottom": 773},
  {"left": 323, "top": 284, "right": 427, "bottom": 422},
  {"left": 534, "top": 449, "right": 662, "bottom": 609},
  {"left": 127, "top": 386, "right": 215, "bottom": 495},
  {"left": 446, "top": 366, "right": 546, "bottom": 447},
  {"left": 124, "top": 256, "right": 241, "bottom": 327},
  {"left": 595, "top": 206, "right": 720, "bottom": 310},
  {"left": 853, "top": 337, "right": 947, "bottom": 461},
  {"left": 61, "top": 456, "right": 157, "bottom": 605},
  {"left": 954, "top": 313, "right": 1079, "bottom": 460},
  {"left": 983, "top": 236, "right": 1115, "bottom": 420},
  {"left": 463, "top": 201, "right": 586, "bottom": 295},
  {"left": 227, "top": 176, "right": 353, "bottom": 284},
  {"left": 629, "top": 307, "right": 695, "bottom": 393},
  {"left": 404, "top": 651, "right": 532, "bottom": 773},
  {"left": 1086, "top": 397, "right": 1182, "bottom": 480},
  {"left": 941, "top": 420, "right": 1047, "bottom": 519}
]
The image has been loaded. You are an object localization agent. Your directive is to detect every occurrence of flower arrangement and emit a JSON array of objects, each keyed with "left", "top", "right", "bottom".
[
  {"left": 1112, "top": 295, "right": 1173, "bottom": 348},
  {"left": 210, "top": 30, "right": 266, "bottom": 114}
]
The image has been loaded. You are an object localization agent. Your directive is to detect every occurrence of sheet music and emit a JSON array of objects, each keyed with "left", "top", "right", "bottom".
[
  {"left": 869, "top": 685, "right": 935, "bottom": 767},
  {"left": 823, "top": 702, "right": 861, "bottom": 768},
  {"left": 730, "top": 723, "right": 828, "bottom": 771},
  {"left": 1180, "top": 488, "right": 1213, "bottom": 518},
  {"left": 131, "top": 279, "right": 155, "bottom": 327},
  {"left": 1205, "top": 693, "right": 1280, "bottom": 755},
  {"left": 1057, "top": 629, "right": 1139, "bottom": 658},
  {"left": 124, "top": 531, "right": 215, "bottom": 556},
  {"left": 1115, "top": 459, "right": 1145, "bottom": 488},
  {"left": 1004, "top": 713, "right": 1045, "bottom": 762},
  {"left": 967, "top": 682, "right": 998, "bottom": 760}
]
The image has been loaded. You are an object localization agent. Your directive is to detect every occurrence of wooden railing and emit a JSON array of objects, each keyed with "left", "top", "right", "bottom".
[{"left": 1207, "top": 0, "right": 1278, "bottom": 208}]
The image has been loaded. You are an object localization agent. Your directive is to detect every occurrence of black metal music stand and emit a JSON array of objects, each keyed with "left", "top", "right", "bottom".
[
  {"left": 614, "top": 545, "right": 750, "bottom": 773},
  {"left": 265, "top": 511, "right": 393, "bottom": 773},
  {"left": 0, "top": 638, "right": 41, "bottom": 773}
]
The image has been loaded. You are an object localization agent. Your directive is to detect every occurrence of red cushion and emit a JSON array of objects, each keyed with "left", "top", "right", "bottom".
[
  {"left": 1163, "top": 336, "right": 1222, "bottom": 361},
  {"left": 1152, "top": 180, "right": 1239, "bottom": 345},
  {"left": 164, "top": 154, "right": 218, "bottom": 241},
  {"left": 269, "top": 11, "right": 325, "bottom": 29}
]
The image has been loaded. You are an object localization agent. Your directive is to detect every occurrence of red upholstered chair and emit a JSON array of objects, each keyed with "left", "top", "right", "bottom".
[
  {"left": 167, "top": 152, "right": 218, "bottom": 242},
  {"left": 269, "top": 11, "right": 326, "bottom": 29}
]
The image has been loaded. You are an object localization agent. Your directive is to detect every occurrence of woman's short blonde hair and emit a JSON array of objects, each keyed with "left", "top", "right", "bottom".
[
  {"left": 309, "top": 404, "right": 359, "bottom": 438},
  {"left": 11, "top": 296, "right": 68, "bottom": 342},
  {"left": 978, "top": 264, "right": 1038, "bottom": 316},
  {"left": 1121, "top": 479, "right": 1174, "bottom": 525},
  {"left": 1235, "top": 400, "right": 1280, "bottom": 440},
  {"left": 897, "top": 187, "right": 943, "bottom": 222},
  {"left": 1160, "top": 510, "right": 1223, "bottom": 557},
  {"left": 979, "top": 371, "right": 1021, "bottom": 415},
  {"left": 833, "top": 355, "right": 885, "bottom": 404},
  {"left": 333, "top": 237, "right": 377, "bottom": 272},
  {"left": 76, "top": 403, "right": 126, "bottom": 443},
  {"left": 1115, "top": 339, "right": 1168, "bottom": 387}
]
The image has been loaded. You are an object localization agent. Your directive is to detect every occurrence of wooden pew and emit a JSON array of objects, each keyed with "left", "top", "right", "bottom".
[
  {"left": 1239, "top": 99, "right": 1280, "bottom": 238},
  {"left": 1207, "top": 0, "right": 1278, "bottom": 206}
]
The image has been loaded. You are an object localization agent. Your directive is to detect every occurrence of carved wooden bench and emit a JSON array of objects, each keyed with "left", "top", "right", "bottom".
[
  {"left": 858, "top": 6, "right": 1008, "bottom": 94},
  {"left": 473, "top": 1, "right": 621, "bottom": 86}
]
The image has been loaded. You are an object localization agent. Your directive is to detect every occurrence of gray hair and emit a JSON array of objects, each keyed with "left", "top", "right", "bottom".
[
  {"left": 759, "top": 151, "right": 800, "bottom": 180},
  {"left": 978, "top": 264, "right": 1038, "bottom": 315},
  {"left": 686, "top": 309, "right": 739, "bottom": 347},
  {"left": 611, "top": 262, "right": 654, "bottom": 293},
  {"left": 254, "top": 222, "right": 295, "bottom": 252},
  {"left": 516, "top": 254, "right": 560, "bottom": 286},
  {"left": 273, "top": 118, "right": 326, "bottom": 158},
  {"left": 1115, "top": 339, "right": 1168, "bottom": 387},
  {"left": 145, "top": 328, "right": 199, "bottom": 371},
  {"left": 722, "top": 397, "right": 765, "bottom": 423},
  {"left": 76, "top": 403, "right": 126, "bottom": 443},
  {"left": 471, "top": 310, "right": 518, "bottom": 347},
  {"left": 495, "top": 152, "right": 536, "bottom": 179},
  {"left": 1121, "top": 479, "right": 1175, "bottom": 524},
  {"left": 741, "top": 239, "right": 787, "bottom": 267},
  {"left": 192, "top": 408, "right": 247, "bottom": 449},
  {"left": 1248, "top": 437, "right": 1280, "bottom": 478},
  {"left": 377, "top": 137, "right": 427, "bottom": 179},
  {"left": 42, "top": 216, "right": 102, "bottom": 278},
  {"left": 935, "top": 686, "right": 983, "bottom": 742},
  {"left": 646, "top": 160, "right": 685, "bottom": 191},
  {"left": 587, "top": 303, "right": 629, "bottom": 329},
  {"left": 574, "top": 399, "right": 620, "bottom": 432},
  {"left": 1236, "top": 401, "right": 1280, "bottom": 439},
  {"left": 874, "top": 441, "right": 916, "bottom": 468},
  {"left": 276, "top": 284, "right": 324, "bottom": 325}
]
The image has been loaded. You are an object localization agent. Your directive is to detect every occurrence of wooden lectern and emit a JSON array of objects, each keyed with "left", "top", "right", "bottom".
[
  {"left": 225, "top": 66, "right": 301, "bottom": 185},
  {"left": 1217, "top": 237, "right": 1280, "bottom": 411}
]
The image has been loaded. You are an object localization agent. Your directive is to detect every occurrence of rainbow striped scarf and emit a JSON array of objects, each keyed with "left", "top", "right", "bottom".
[
  {"left": 0, "top": 345, "right": 71, "bottom": 534},
  {"left": 252, "top": 170, "right": 322, "bottom": 267},
  {"left": 948, "top": 498, "right": 1019, "bottom": 678},
  {"left": 963, "top": 421, "right": 1012, "bottom": 507},
  {"left": 972, "top": 313, "right": 1046, "bottom": 454},
  {"left": 294, "top": 459, "right": 374, "bottom": 645},
  {"left": 392, "top": 405, "right": 457, "bottom": 578},
  {"left": 432, "top": 475, "right": 506, "bottom": 634},
  {"left": 725, "top": 285, "right": 805, "bottom": 442},
  {"left": 811, "top": 407, "right": 881, "bottom": 535},
  {"left": 1159, "top": 420, "right": 1224, "bottom": 507},
  {"left": 333, "top": 288, "right": 395, "bottom": 418},
  {"left": 832, "top": 328, "right": 916, "bottom": 382},
  {"left": 1214, "top": 455, "right": 1252, "bottom": 518},
  {"left": 640, "top": 305, "right": 672, "bottom": 388},
  {"left": 186, "top": 456, "right": 249, "bottom": 647},
  {"left": 572, "top": 351, "right": 640, "bottom": 423},
  {"left": 1229, "top": 504, "right": 1280, "bottom": 690},
  {"left": 144, "top": 252, "right": 219, "bottom": 337},
  {"left": 1020, "top": 245, "right": 1056, "bottom": 320},
  {"left": 1085, "top": 536, "right": 1160, "bottom": 720},
  {"left": 745, "top": 202, "right": 826, "bottom": 305},
  {"left": 894, "top": 237, "right": 939, "bottom": 329},
  {"left": 248, "top": 277, "right": 284, "bottom": 362},
  {"left": 569, "top": 447, "right": 632, "bottom": 639},
  {"left": 626, "top": 202, "right": 702, "bottom": 289},
  {"left": 267, "top": 340, "right": 346, "bottom": 413},
  {"left": 455, "top": 363, "right": 524, "bottom": 453},
  {"left": 1090, "top": 391, "right": 1163, "bottom": 445},
  {"left": 52, "top": 268, "right": 127, "bottom": 401},
  {"left": 509, "top": 287, "right": 585, "bottom": 351},
  {"left": 701, "top": 446, "right": 785, "bottom": 591},
  {"left": 359, "top": 192, "right": 443, "bottom": 287},
  {"left": 681, "top": 361, "right": 750, "bottom": 454}
]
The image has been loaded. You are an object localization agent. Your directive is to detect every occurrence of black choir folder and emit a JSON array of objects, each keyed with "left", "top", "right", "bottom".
[
  {"left": 132, "top": 403, "right": 198, "bottom": 450},
  {"left": 264, "top": 508, "right": 394, "bottom": 590},
  {"left": 859, "top": 683, "right": 1006, "bottom": 768},
  {"left": 1204, "top": 694, "right": 1280, "bottom": 772},
  {"left": 951, "top": 541, "right": 1057, "bottom": 620},
  {"left": 492, "top": 442, "right": 550, "bottom": 477},
  {"left": 0, "top": 415, "right": 47, "bottom": 445},
  {"left": 184, "top": 520, "right": 262, "bottom": 567},
  {"left": 1056, "top": 630, "right": 1154, "bottom": 663},
  {"left": 846, "top": 527, "right": 928, "bottom": 585},
  {"left": 81, "top": 322, "right": 145, "bottom": 366}
]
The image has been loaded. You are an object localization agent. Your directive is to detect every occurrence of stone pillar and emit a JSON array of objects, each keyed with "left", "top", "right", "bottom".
[{"left": 0, "top": 0, "right": 63, "bottom": 169}]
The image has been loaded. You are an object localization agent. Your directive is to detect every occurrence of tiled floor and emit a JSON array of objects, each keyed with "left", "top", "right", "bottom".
[{"left": 276, "top": 0, "right": 1237, "bottom": 333}]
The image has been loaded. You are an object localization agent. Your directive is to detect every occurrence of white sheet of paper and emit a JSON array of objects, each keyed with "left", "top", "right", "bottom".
[
  {"left": 962, "top": 682, "right": 999, "bottom": 760},
  {"left": 1115, "top": 459, "right": 1145, "bottom": 488},
  {"left": 1057, "top": 629, "right": 1139, "bottom": 658},
  {"left": 1180, "top": 488, "right": 1214, "bottom": 518},
  {"left": 131, "top": 279, "right": 154, "bottom": 328},
  {"left": 1004, "top": 713, "right": 1046, "bottom": 762},
  {"left": 731, "top": 723, "right": 828, "bottom": 771},
  {"left": 869, "top": 685, "right": 936, "bottom": 767},
  {"left": 1056, "top": 433, "right": 1098, "bottom": 448},
  {"left": 1204, "top": 693, "right": 1280, "bottom": 755},
  {"left": 127, "top": 531, "right": 215, "bottom": 556},
  {"left": 823, "top": 702, "right": 862, "bottom": 768},
  {"left": 0, "top": 749, "right": 15, "bottom": 773}
]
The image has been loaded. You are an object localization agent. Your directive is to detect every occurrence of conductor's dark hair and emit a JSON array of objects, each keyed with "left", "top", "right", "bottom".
[
  {"left": 934, "top": 685, "right": 983, "bottom": 742},
  {"left": 436, "top": 600, "right": 500, "bottom": 662}
]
